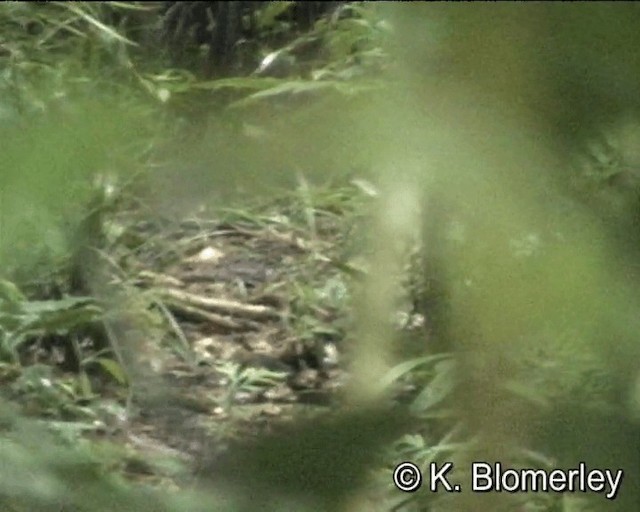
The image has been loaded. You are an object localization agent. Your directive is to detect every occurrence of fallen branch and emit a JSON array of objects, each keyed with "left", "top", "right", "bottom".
[
  {"left": 163, "top": 299, "right": 261, "bottom": 332},
  {"left": 158, "top": 288, "right": 281, "bottom": 321}
]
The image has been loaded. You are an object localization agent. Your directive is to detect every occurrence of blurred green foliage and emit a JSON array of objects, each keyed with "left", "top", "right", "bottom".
[
  {"left": 377, "top": 4, "right": 640, "bottom": 510},
  {"left": 2, "top": 2, "right": 640, "bottom": 512}
]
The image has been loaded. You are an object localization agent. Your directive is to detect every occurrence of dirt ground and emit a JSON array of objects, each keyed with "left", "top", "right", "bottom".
[{"left": 88, "top": 195, "right": 366, "bottom": 486}]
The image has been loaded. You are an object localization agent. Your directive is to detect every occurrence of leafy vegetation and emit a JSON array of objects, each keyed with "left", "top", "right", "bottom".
[{"left": 2, "top": 2, "right": 640, "bottom": 512}]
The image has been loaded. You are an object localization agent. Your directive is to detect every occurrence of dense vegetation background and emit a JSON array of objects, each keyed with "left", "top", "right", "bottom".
[{"left": 2, "top": 2, "right": 640, "bottom": 511}]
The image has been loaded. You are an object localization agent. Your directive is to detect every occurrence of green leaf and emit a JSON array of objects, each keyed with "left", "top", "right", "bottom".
[
  {"left": 380, "top": 354, "right": 451, "bottom": 388},
  {"left": 90, "top": 357, "right": 128, "bottom": 385},
  {"left": 18, "top": 300, "right": 102, "bottom": 334},
  {"left": 77, "top": 371, "right": 94, "bottom": 399},
  {"left": 53, "top": 2, "right": 138, "bottom": 46},
  {"left": 0, "top": 279, "right": 27, "bottom": 305},
  {"left": 192, "top": 76, "right": 284, "bottom": 92},
  {"left": 410, "top": 360, "right": 456, "bottom": 414},
  {"left": 255, "top": 2, "right": 295, "bottom": 30},
  {"left": 21, "top": 296, "right": 95, "bottom": 315}
]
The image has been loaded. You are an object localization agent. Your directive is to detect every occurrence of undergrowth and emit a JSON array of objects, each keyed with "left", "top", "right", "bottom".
[{"left": 2, "top": 3, "right": 640, "bottom": 512}]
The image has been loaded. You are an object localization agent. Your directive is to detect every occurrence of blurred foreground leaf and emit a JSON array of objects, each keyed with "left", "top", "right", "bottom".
[{"left": 209, "top": 405, "right": 409, "bottom": 510}]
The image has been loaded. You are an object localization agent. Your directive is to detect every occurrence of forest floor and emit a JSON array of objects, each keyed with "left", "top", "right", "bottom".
[
  {"left": 4, "top": 181, "right": 412, "bottom": 491},
  {"left": 119, "top": 191, "right": 355, "bottom": 486}
]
